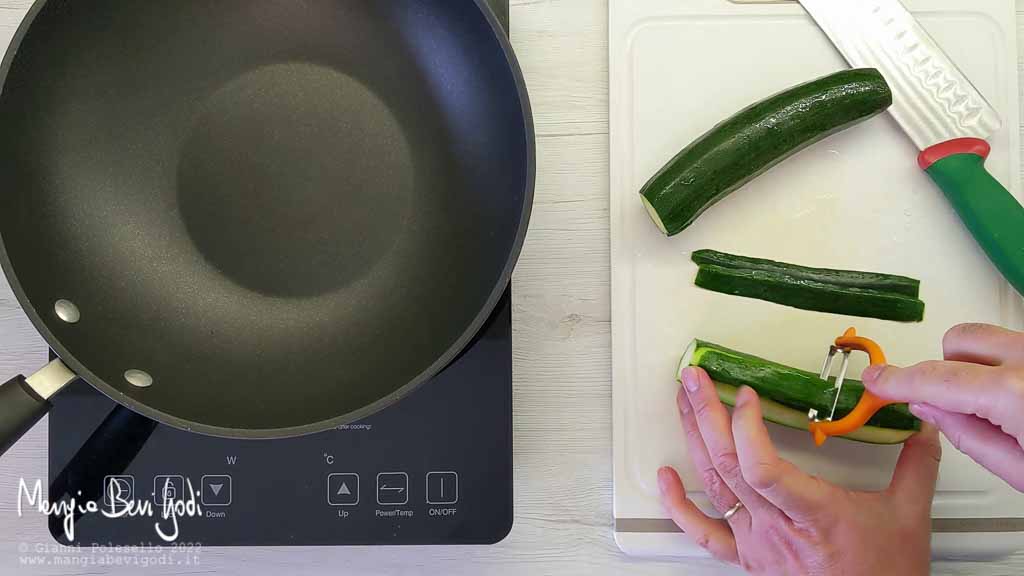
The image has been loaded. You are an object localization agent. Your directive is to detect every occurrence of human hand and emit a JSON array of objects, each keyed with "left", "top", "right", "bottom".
[
  {"left": 658, "top": 367, "right": 940, "bottom": 575},
  {"left": 863, "top": 323, "right": 1024, "bottom": 492}
]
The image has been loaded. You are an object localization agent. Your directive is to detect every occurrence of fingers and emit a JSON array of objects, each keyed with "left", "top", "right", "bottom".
[
  {"left": 888, "top": 424, "right": 942, "bottom": 516},
  {"left": 943, "top": 323, "right": 1024, "bottom": 366},
  {"left": 658, "top": 466, "right": 739, "bottom": 564},
  {"left": 862, "top": 361, "right": 1021, "bottom": 427},
  {"left": 911, "top": 404, "right": 1024, "bottom": 493},
  {"left": 680, "top": 368, "right": 774, "bottom": 518},
  {"left": 730, "top": 386, "right": 832, "bottom": 522},
  {"left": 677, "top": 385, "right": 737, "bottom": 513}
]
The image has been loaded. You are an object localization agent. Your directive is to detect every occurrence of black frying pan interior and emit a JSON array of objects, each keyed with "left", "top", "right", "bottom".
[{"left": 0, "top": 0, "right": 532, "bottom": 437}]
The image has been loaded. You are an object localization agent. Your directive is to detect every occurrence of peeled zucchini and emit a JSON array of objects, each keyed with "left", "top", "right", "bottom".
[
  {"left": 690, "top": 250, "right": 926, "bottom": 323},
  {"left": 691, "top": 249, "right": 921, "bottom": 298}
]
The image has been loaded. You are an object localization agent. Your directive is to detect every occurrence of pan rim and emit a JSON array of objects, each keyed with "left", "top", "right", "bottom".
[{"left": 0, "top": 0, "right": 535, "bottom": 439}]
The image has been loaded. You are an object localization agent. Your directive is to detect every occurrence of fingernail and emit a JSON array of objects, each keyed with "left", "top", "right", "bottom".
[
  {"left": 910, "top": 403, "right": 936, "bottom": 424},
  {"left": 657, "top": 467, "right": 672, "bottom": 493},
  {"left": 736, "top": 386, "right": 754, "bottom": 406},
  {"left": 681, "top": 367, "right": 700, "bottom": 392},
  {"left": 861, "top": 364, "right": 886, "bottom": 385}
]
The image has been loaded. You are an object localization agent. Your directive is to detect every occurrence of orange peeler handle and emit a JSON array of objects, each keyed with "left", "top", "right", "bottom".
[{"left": 809, "top": 328, "right": 894, "bottom": 446}]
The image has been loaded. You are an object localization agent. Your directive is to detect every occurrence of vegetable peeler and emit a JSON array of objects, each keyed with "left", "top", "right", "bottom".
[{"left": 807, "top": 327, "right": 895, "bottom": 446}]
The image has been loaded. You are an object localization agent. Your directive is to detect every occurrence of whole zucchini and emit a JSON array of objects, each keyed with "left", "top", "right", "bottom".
[
  {"left": 680, "top": 339, "right": 919, "bottom": 444},
  {"left": 640, "top": 69, "right": 892, "bottom": 235}
]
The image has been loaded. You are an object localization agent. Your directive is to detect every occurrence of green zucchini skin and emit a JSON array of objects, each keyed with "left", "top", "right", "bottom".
[
  {"left": 695, "top": 265, "right": 926, "bottom": 322},
  {"left": 687, "top": 340, "right": 920, "bottom": 431},
  {"left": 639, "top": 68, "right": 892, "bottom": 236},
  {"left": 691, "top": 249, "right": 920, "bottom": 298}
]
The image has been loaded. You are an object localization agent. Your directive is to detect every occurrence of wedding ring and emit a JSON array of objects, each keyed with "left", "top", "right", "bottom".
[{"left": 723, "top": 501, "right": 745, "bottom": 521}]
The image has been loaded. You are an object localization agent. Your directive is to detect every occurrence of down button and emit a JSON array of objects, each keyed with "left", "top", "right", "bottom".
[{"left": 201, "top": 475, "right": 232, "bottom": 506}]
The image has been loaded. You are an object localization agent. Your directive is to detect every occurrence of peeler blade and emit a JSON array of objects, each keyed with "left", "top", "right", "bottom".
[
  {"left": 827, "top": 351, "right": 851, "bottom": 421},
  {"left": 819, "top": 346, "right": 838, "bottom": 380}
]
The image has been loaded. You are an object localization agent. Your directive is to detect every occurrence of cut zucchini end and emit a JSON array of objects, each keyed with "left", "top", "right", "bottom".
[
  {"left": 678, "top": 340, "right": 699, "bottom": 381},
  {"left": 640, "top": 195, "right": 669, "bottom": 235},
  {"left": 714, "top": 381, "right": 915, "bottom": 445}
]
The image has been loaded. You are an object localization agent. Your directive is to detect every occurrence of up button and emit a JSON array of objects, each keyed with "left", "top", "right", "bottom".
[{"left": 328, "top": 473, "right": 360, "bottom": 506}]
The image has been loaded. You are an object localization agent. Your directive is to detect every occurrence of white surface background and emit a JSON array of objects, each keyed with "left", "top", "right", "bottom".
[{"left": 0, "top": 0, "right": 1021, "bottom": 574}]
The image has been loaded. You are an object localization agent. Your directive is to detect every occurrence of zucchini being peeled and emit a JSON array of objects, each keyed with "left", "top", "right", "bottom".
[
  {"left": 680, "top": 339, "right": 919, "bottom": 444},
  {"left": 713, "top": 381, "right": 915, "bottom": 445},
  {"left": 640, "top": 68, "right": 892, "bottom": 236}
]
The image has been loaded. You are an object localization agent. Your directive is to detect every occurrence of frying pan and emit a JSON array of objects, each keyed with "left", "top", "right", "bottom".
[{"left": 0, "top": 0, "right": 533, "bottom": 454}]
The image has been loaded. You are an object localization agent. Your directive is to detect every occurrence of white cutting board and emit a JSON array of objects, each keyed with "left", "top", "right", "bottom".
[{"left": 611, "top": 0, "right": 1024, "bottom": 559}]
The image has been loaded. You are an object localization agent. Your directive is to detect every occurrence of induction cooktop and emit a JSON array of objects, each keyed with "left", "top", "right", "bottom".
[{"left": 45, "top": 0, "right": 513, "bottom": 547}]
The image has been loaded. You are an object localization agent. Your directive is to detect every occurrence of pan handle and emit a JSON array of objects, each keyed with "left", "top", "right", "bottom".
[{"left": 0, "top": 360, "right": 78, "bottom": 457}]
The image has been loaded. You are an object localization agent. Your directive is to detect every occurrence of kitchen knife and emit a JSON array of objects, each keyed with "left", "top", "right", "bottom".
[{"left": 799, "top": 0, "right": 1024, "bottom": 296}]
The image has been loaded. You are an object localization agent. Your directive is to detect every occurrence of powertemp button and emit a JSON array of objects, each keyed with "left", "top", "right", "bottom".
[{"left": 376, "top": 472, "right": 409, "bottom": 506}]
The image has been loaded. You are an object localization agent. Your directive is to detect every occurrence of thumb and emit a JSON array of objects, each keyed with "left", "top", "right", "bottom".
[
  {"left": 888, "top": 424, "right": 942, "bottom": 515},
  {"left": 913, "top": 404, "right": 1024, "bottom": 492},
  {"left": 861, "top": 364, "right": 901, "bottom": 399},
  {"left": 862, "top": 361, "right": 1008, "bottom": 420}
]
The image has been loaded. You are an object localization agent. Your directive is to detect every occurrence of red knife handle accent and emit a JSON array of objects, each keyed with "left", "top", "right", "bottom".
[{"left": 918, "top": 137, "right": 990, "bottom": 170}]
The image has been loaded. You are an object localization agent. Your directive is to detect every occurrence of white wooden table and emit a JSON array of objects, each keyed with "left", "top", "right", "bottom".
[{"left": 0, "top": 0, "right": 1021, "bottom": 574}]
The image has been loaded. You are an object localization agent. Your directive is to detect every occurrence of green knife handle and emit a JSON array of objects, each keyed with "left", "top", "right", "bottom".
[{"left": 919, "top": 138, "right": 1024, "bottom": 297}]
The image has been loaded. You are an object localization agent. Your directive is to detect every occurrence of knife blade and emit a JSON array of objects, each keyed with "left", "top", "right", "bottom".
[{"left": 799, "top": 0, "right": 1024, "bottom": 297}]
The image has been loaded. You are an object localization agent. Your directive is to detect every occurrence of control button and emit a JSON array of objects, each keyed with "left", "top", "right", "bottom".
[
  {"left": 376, "top": 472, "right": 408, "bottom": 506},
  {"left": 201, "top": 475, "right": 232, "bottom": 506},
  {"left": 153, "top": 475, "right": 185, "bottom": 506},
  {"left": 328, "top": 473, "right": 360, "bottom": 506},
  {"left": 103, "top": 475, "right": 135, "bottom": 507},
  {"left": 426, "top": 472, "right": 458, "bottom": 505}
]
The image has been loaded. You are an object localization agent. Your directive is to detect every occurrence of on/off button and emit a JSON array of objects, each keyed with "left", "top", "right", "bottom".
[{"left": 426, "top": 472, "right": 458, "bottom": 505}]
